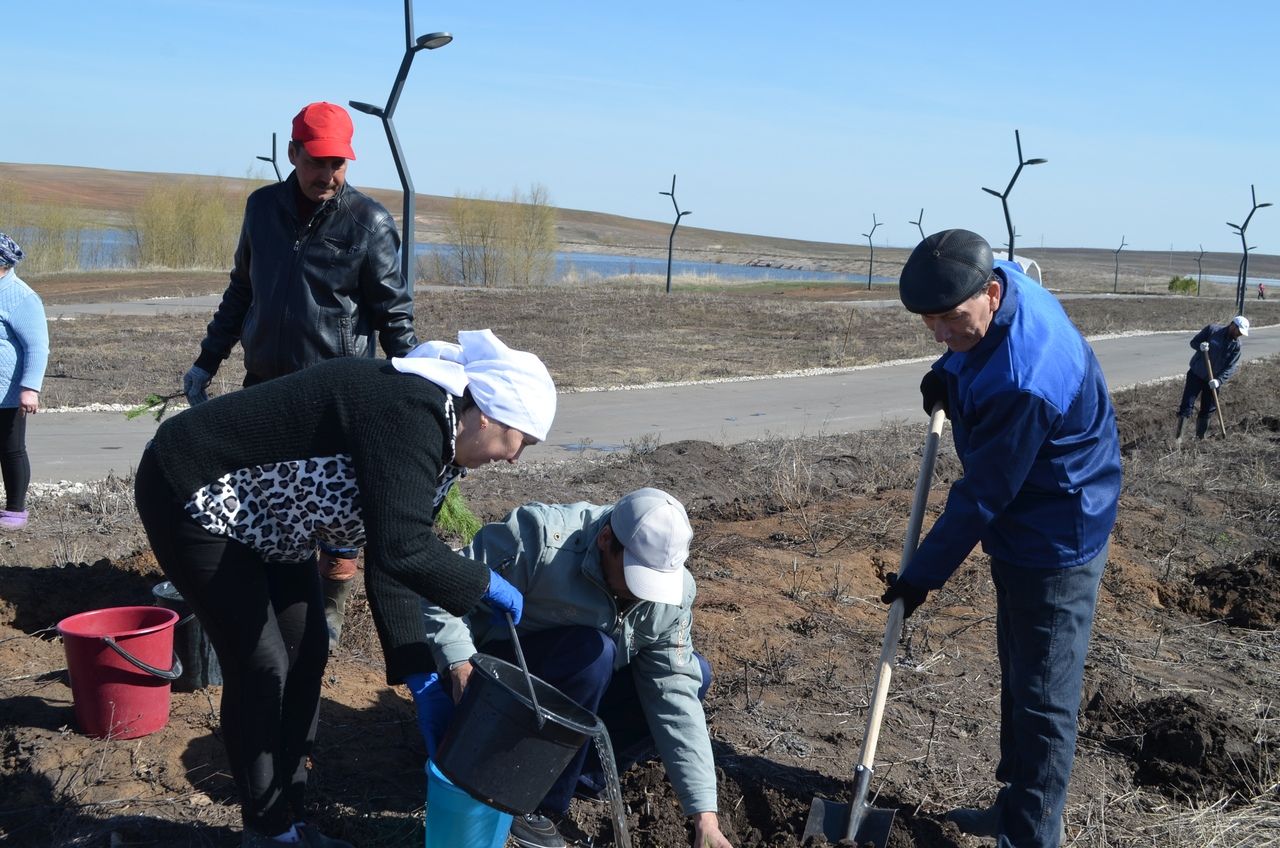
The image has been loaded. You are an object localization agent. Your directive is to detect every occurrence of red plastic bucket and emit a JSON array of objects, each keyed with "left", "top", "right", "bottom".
[{"left": 57, "top": 606, "right": 183, "bottom": 739}]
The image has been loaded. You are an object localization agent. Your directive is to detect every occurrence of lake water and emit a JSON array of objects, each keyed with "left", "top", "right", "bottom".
[{"left": 60, "top": 227, "right": 896, "bottom": 285}]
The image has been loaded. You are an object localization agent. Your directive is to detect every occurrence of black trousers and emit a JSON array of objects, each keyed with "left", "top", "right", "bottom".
[
  {"left": 134, "top": 447, "right": 329, "bottom": 835},
  {"left": 0, "top": 407, "right": 30, "bottom": 511}
]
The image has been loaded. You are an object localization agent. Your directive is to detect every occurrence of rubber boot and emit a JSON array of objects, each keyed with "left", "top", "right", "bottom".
[
  {"left": 1195, "top": 414, "right": 1211, "bottom": 440},
  {"left": 322, "top": 577, "right": 354, "bottom": 651},
  {"left": 1174, "top": 416, "right": 1186, "bottom": 442}
]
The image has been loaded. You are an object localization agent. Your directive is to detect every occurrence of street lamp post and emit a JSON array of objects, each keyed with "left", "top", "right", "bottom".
[
  {"left": 982, "top": 129, "right": 1047, "bottom": 261},
  {"left": 1112, "top": 235, "right": 1127, "bottom": 294},
  {"left": 256, "top": 132, "right": 282, "bottom": 182},
  {"left": 659, "top": 174, "right": 691, "bottom": 294},
  {"left": 1195, "top": 244, "right": 1205, "bottom": 296},
  {"left": 350, "top": 0, "right": 452, "bottom": 290},
  {"left": 909, "top": 208, "right": 925, "bottom": 242},
  {"left": 862, "top": 214, "right": 881, "bottom": 290},
  {"left": 1227, "top": 184, "right": 1271, "bottom": 315}
]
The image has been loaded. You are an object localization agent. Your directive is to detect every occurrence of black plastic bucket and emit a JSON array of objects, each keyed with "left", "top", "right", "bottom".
[
  {"left": 434, "top": 653, "right": 603, "bottom": 815},
  {"left": 151, "top": 582, "right": 222, "bottom": 692}
]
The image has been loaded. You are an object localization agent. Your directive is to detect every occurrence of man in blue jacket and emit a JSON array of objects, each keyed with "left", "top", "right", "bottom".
[
  {"left": 882, "top": 230, "right": 1121, "bottom": 848},
  {"left": 412, "top": 488, "right": 734, "bottom": 848},
  {"left": 1176, "top": 316, "right": 1248, "bottom": 440}
]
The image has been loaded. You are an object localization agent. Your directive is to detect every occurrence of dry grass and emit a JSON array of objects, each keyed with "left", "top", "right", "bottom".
[{"left": 40, "top": 285, "right": 1280, "bottom": 410}]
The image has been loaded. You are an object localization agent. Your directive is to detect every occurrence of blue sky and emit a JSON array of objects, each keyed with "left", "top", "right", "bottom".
[{"left": 8, "top": 1, "right": 1279, "bottom": 252}]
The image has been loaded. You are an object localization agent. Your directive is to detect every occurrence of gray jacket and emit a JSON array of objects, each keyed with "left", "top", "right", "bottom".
[{"left": 422, "top": 501, "right": 719, "bottom": 814}]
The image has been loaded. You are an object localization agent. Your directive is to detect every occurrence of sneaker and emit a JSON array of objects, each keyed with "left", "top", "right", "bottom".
[
  {"left": 509, "top": 812, "right": 567, "bottom": 848},
  {"left": 945, "top": 807, "right": 1067, "bottom": 846},
  {"left": 297, "top": 823, "right": 354, "bottom": 847},
  {"left": 240, "top": 824, "right": 353, "bottom": 847},
  {"left": 0, "top": 510, "right": 27, "bottom": 530},
  {"left": 945, "top": 805, "right": 1000, "bottom": 837}
]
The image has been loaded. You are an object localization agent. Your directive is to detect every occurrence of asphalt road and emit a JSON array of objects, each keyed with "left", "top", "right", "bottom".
[{"left": 30, "top": 326, "right": 1278, "bottom": 484}]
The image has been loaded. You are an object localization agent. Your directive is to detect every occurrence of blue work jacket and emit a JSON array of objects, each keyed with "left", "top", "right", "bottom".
[
  {"left": 1186, "top": 323, "right": 1242, "bottom": 383},
  {"left": 904, "top": 262, "right": 1121, "bottom": 589}
]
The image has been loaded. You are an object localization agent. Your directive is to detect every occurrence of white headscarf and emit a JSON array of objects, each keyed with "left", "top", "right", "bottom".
[{"left": 391, "top": 329, "right": 557, "bottom": 441}]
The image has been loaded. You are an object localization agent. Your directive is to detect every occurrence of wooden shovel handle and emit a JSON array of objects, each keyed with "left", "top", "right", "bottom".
[
  {"left": 859, "top": 405, "right": 947, "bottom": 770},
  {"left": 1201, "top": 349, "right": 1228, "bottom": 437}
]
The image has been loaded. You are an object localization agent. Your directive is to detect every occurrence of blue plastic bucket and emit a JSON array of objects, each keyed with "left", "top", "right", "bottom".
[{"left": 424, "top": 759, "right": 512, "bottom": 848}]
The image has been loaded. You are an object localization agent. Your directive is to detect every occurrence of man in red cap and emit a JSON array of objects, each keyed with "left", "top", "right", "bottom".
[{"left": 182, "top": 101, "right": 418, "bottom": 650}]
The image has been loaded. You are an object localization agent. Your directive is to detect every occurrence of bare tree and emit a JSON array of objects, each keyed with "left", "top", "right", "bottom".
[
  {"left": 438, "top": 185, "right": 558, "bottom": 287},
  {"left": 503, "top": 183, "right": 557, "bottom": 286}
]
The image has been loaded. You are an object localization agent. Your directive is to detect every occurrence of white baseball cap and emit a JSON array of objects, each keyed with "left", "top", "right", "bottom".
[
  {"left": 1232, "top": 315, "right": 1250, "bottom": 336},
  {"left": 610, "top": 488, "right": 692, "bottom": 606}
]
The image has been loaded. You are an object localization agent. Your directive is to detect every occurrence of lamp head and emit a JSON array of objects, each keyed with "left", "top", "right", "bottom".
[
  {"left": 1259, "top": 202, "right": 1274, "bottom": 209},
  {"left": 1026, "top": 157, "right": 1048, "bottom": 165},
  {"left": 348, "top": 100, "right": 384, "bottom": 118},
  {"left": 982, "top": 187, "right": 1002, "bottom": 198},
  {"left": 416, "top": 32, "right": 453, "bottom": 50}
]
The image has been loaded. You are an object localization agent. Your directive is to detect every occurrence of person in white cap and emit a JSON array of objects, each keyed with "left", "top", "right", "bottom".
[
  {"left": 415, "top": 488, "right": 735, "bottom": 848},
  {"left": 134, "top": 330, "right": 554, "bottom": 848},
  {"left": 1177, "top": 315, "right": 1248, "bottom": 440}
]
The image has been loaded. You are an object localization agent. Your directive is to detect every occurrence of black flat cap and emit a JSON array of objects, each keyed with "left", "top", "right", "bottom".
[{"left": 899, "top": 229, "right": 994, "bottom": 314}]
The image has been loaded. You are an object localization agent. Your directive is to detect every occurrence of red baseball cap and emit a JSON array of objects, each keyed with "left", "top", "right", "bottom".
[{"left": 291, "top": 102, "right": 356, "bottom": 160}]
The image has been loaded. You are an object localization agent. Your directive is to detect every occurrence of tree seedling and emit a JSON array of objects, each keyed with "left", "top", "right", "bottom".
[{"left": 125, "top": 391, "right": 184, "bottom": 422}]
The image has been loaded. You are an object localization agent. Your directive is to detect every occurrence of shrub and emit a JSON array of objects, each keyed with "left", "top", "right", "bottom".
[
  {"left": 1168, "top": 275, "right": 1197, "bottom": 295},
  {"left": 0, "top": 179, "right": 88, "bottom": 274},
  {"left": 130, "top": 179, "right": 246, "bottom": 269},
  {"left": 434, "top": 184, "right": 558, "bottom": 287}
]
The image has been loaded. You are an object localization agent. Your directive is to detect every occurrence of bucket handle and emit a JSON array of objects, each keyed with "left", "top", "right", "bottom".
[
  {"left": 102, "top": 635, "right": 184, "bottom": 681},
  {"left": 506, "top": 612, "right": 545, "bottom": 730}
]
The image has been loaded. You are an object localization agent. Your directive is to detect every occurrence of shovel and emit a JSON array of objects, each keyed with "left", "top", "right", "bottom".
[
  {"left": 803, "top": 404, "right": 947, "bottom": 847},
  {"left": 1199, "top": 343, "right": 1227, "bottom": 437}
]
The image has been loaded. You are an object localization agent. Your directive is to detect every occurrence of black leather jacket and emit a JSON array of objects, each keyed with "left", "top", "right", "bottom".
[{"left": 195, "top": 173, "right": 417, "bottom": 381}]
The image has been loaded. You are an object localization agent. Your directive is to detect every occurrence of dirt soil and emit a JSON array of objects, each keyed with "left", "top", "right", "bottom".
[{"left": 2, "top": 352, "right": 1279, "bottom": 846}]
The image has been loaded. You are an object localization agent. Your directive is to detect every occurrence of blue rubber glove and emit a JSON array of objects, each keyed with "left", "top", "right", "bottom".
[
  {"left": 183, "top": 365, "right": 212, "bottom": 406},
  {"left": 482, "top": 570, "right": 523, "bottom": 627},
  {"left": 405, "top": 672, "right": 455, "bottom": 759}
]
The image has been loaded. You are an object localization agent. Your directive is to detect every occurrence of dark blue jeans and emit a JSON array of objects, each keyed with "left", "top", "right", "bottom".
[
  {"left": 420, "top": 625, "right": 711, "bottom": 816},
  {"left": 991, "top": 545, "right": 1106, "bottom": 848},
  {"left": 1177, "top": 371, "right": 1216, "bottom": 420}
]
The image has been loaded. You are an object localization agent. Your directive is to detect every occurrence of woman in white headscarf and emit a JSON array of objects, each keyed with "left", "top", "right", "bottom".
[{"left": 134, "top": 330, "right": 555, "bottom": 848}]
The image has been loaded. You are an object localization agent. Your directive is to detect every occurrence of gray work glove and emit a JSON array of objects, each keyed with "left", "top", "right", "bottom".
[
  {"left": 1209, "top": 378, "right": 1221, "bottom": 390},
  {"left": 1199, "top": 342, "right": 1210, "bottom": 352},
  {"left": 183, "top": 365, "right": 212, "bottom": 406}
]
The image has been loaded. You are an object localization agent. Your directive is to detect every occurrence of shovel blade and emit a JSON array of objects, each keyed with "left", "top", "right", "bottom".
[{"left": 802, "top": 797, "right": 895, "bottom": 847}]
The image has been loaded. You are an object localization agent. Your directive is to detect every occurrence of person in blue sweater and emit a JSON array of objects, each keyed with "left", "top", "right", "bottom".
[
  {"left": 882, "top": 230, "right": 1121, "bottom": 848},
  {"left": 1176, "top": 316, "right": 1248, "bottom": 440},
  {"left": 0, "top": 233, "right": 49, "bottom": 530}
]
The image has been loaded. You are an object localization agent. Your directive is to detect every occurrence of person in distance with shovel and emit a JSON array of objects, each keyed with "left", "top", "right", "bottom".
[
  {"left": 881, "top": 230, "right": 1121, "bottom": 848},
  {"left": 412, "top": 488, "right": 734, "bottom": 848},
  {"left": 1175, "top": 315, "right": 1248, "bottom": 440}
]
